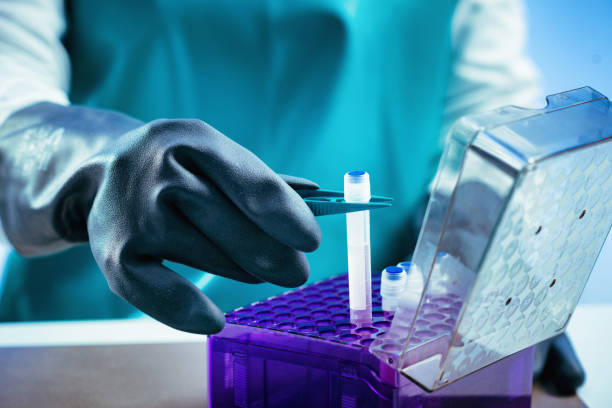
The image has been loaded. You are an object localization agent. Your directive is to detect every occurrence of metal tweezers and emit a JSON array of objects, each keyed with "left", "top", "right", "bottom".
[{"left": 295, "top": 189, "right": 393, "bottom": 216}]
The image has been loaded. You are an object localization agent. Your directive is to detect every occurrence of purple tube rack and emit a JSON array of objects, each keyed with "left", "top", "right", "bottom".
[
  {"left": 209, "top": 274, "right": 533, "bottom": 407},
  {"left": 225, "top": 274, "right": 393, "bottom": 346}
]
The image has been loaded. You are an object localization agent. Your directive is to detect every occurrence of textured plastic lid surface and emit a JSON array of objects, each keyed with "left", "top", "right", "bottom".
[{"left": 370, "top": 87, "right": 612, "bottom": 390}]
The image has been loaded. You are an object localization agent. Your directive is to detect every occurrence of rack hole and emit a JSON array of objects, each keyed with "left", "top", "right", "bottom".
[
  {"left": 535, "top": 226, "right": 542, "bottom": 235},
  {"left": 579, "top": 210, "right": 586, "bottom": 219},
  {"left": 550, "top": 279, "right": 556, "bottom": 288},
  {"left": 505, "top": 297, "right": 512, "bottom": 306}
]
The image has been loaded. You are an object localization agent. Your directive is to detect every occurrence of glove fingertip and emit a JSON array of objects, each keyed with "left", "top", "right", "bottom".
[
  {"left": 181, "top": 303, "right": 226, "bottom": 335},
  {"left": 280, "top": 174, "right": 320, "bottom": 191},
  {"left": 298, "top": 222, "right": 322, "bottom": 253},
  {"left": 204, "top": 315, "right": 226, "bottom": 335}
]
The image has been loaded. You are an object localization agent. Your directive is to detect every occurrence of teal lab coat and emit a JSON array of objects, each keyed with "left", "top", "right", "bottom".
[{"left": 0, "top": 0, "right": 457, "bottom": 321}]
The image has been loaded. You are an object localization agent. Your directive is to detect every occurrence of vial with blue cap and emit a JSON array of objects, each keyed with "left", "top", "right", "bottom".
[
  {"left": 380, "top": 266, "right": 406, "bottom": 312},
  {"left": 344, "top": 170, "right": 372, "bottom": 323}
]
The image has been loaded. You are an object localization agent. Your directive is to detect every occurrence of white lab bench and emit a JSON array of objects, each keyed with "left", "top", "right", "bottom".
[
  {"left": 0, "top": 318, "right": 206, "bottom": 407},
  {"left": 0, "top": 304, "right": 606, "bottom": 407}
]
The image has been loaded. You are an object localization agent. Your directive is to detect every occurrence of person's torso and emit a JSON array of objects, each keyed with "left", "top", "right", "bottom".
[{"left": 1, "top": 0, "right": 457, "bottom": 320}]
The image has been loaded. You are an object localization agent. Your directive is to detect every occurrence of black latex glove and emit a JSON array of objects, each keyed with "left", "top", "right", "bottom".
[
  {"left": 534, "top": 333, "right": 586, "bottom": 396},
  {"left": 0, "top": 102, "right": 321, "bottom": 334}
]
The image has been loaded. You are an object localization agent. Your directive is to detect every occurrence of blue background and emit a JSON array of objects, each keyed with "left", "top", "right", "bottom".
[
  {"left": 526, "top": 0, "right": 611, "bottom": 304},
  {"left": 527, "top": 0, "right": 612, "bottom": 97}
]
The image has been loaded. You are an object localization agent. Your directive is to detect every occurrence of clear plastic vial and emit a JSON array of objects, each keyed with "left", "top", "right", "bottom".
[
  {"left": 389, "top": 261, "right": 424, "bottom": 325},
  {"left": 397, "top": 261, "right": 424, "bottom": 308},
  {"left": 381, "top": 266, "right": 407, "bottom": 312},
  {"left": 344, "top": 171, "right": 372, "bottom": 323}
]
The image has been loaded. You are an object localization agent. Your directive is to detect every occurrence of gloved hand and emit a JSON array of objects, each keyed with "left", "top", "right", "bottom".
[{"left": 0, "top": 102, "right": 321, "bottom": 334}]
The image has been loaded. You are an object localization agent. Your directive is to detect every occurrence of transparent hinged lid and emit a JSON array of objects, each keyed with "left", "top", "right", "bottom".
[{"left": 370, "top": 87, "right": 612, "bottom": 390}]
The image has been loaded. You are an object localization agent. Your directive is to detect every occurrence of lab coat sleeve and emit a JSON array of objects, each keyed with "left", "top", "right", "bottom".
[
  {"left": 0, "top": 0, "right": 71, "bottom": 127},
  {"left": 442, "top": 0, "right": 541, "bottom": 143},
  {"left": 0, "top": 0, "right": 70, "bottom": 259}
]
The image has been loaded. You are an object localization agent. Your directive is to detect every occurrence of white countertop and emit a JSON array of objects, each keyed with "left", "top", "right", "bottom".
[
  {"left": 566, "top": 303, "right": 612, "bottom": 407},
  {"left": 0, "top": 316, "right": 204, "bottom": 347}
]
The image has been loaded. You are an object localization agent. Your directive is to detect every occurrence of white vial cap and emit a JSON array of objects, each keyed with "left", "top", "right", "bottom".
[{"left": 344, "top": 171, "right": 371, "bottom": 203}]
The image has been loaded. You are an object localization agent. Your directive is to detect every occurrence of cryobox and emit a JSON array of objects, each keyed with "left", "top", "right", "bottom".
[
  {"left": 209, "top": 87, "right": 612, "bottom": 407},
  {"left": 209, "top": 274, "right": 533, "bottom": 407}
]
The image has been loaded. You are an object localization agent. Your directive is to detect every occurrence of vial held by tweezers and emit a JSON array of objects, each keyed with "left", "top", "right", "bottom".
[{"left": 344, "top": 171, "right": 372, "bottom": 324}]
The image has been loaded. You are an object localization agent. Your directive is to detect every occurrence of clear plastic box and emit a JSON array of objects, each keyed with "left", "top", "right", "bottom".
[
  {"left": 371, "top": 87, "right": 612, "bottom": 390},
  {"left": 208, "top": 87, "right": 611, "bottom": 406}
]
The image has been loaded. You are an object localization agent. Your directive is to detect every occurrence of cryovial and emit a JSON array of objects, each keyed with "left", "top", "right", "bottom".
[
  {"left": 344, "top": 171, "right": 373, "bottom": 323},
  {"left": 380, "top": 266, "right": 407, "bottom": 312}
]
